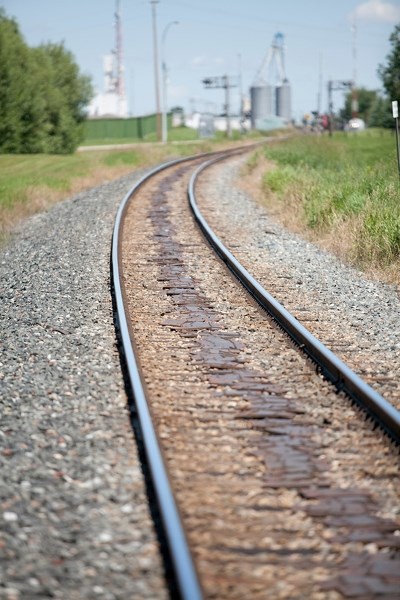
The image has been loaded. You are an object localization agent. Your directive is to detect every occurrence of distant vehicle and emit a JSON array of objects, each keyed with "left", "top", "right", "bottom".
[{"left": 345, "top": 118, "right": 366, "bottom": 131}]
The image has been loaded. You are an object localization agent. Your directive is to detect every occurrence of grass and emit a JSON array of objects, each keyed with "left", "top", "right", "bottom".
[
  {"left": 0, "top": 143, "right": 185, "bottom": 238},
  {"left": 250, "top": 129, "right": 400, "bottom": 283},
  {"left": 82, "top": 125, "right": 201, "bottom": 147},
  {"left": 0, "top": 129, "right": 263, "bottom": 239},
  {"left": 5, "top": 126, "right": 397, "bottom": 282}
]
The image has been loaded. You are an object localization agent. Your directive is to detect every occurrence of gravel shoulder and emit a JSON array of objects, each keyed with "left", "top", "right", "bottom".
[
  {"left": 1, "top": 151, "right": 399, "bottom": 599},
  {"left": 0, "top": 173, "right": 168, "bottom": 599},
  {"left": 199, "top": 155, "right": 400, "bottom": 409}
]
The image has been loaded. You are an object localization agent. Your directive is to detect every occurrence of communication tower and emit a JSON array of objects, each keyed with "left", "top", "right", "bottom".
[
  {"left": 108, "top": 0, "right": 128, "bottom": 116},
  {"left": 88, "top": 0, "right": 128, "bottom": 117}
]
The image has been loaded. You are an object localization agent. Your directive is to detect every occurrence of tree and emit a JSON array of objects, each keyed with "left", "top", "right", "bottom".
[
  {"left": 34, "top": 43, "right": 93, "bottom": 153},
  {"left": 378, "top": 23, "right": 400, "bottom": 101},
  {"left": 340, "top": 87, "right": 379, "bottom": 123},
  {"left": 368, "top": 95, "right": 393, "bottom": 128},
  {"left": 0, "top": 11, "right": 39, "bottom": 152},
  {"left": 0, "top": 9, "right": 92, "bottom": 154}
]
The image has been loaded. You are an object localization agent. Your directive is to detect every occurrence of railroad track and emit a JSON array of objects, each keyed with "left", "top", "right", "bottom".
[{"left": 112, "top": 146, "right": 400, "bottom": 599}]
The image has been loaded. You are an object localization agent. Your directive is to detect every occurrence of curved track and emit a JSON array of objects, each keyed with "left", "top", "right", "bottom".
[
  {"left": 112, "top": 145, "right": 400, "bottom": 599},
  {"left": 112, "top": 155, "right": 205, "bottom": 600},
  {"left": 188, "top": 154, "right": 400, "bottom": 444}
]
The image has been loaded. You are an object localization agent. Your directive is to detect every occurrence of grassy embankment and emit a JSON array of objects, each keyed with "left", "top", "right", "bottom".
[
  {"left": 244, "top": 130, "right": 400, "bottom": 285},
  {"left": 0, "top": 126, "right": 249, "bottom": 240},
  {"left": 0, "top": 125, "right": 271, "bottom": 240}
]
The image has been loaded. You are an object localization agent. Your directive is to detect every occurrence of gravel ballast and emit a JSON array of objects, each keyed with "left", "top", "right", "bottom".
[
  {"left": 199, "top": 155, "right": 400, "bottom": 409},
  {"left": 0, "top": 173, "right": 168, "bottom": 600},
  {"left": 1, "top": 151, "right": 399, "bottom": 599},
  {"left": 121, "top": 159, "right": 399, "bottom": 598}
]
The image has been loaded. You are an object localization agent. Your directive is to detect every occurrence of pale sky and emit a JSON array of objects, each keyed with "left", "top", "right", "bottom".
[{"left": 2, "top": 0, "right": 399, "bottom": 121}]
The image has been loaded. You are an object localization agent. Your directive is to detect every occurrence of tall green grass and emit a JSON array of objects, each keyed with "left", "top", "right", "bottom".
[{"left": 262, "top": 130, "right": 400, "bottom": 268}]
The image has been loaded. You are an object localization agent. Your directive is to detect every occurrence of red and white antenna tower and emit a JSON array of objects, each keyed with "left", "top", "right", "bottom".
[{"left": 114, "top": 0, "right": 126, "bottom": 112}]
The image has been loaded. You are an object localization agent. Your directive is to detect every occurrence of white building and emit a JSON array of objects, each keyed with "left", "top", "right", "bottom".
[{"left": 87, "top": 54, "right": 128, "bottom": 118}]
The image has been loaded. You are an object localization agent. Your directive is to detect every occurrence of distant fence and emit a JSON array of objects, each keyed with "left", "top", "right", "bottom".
[{"left": 84, "top": 113, "right": 164, "bottom": 141}]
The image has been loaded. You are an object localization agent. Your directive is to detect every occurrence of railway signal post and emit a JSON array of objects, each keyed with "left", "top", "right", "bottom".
[{"left": 202, "top": 75, "right": 238, "bottom": 138}]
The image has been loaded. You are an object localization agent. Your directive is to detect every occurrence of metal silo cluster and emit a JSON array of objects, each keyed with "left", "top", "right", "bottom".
[{"left": 250, "top": 33, "right": 292, "bottom": 129}]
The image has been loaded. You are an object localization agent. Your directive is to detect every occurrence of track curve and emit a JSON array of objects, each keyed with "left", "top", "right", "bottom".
[
  {"left": 112, "top": 144, "right": 400, "bottom": 598},
  {"left": 112, "top": 155, "right": 206, "bottom": 600},
  {"left": 188, "top": 153, "right": 400, "bottom": 444}
]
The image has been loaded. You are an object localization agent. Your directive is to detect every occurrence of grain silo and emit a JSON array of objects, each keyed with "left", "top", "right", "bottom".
[
  {"left": 250, "top": 85, "right": 273, "bottom": 128},
  {"left": 276, "top": 78, "right": 291, "bottom": 121},
  {"left": 251, "top": 33, "right": 291, "bottom": 128}
]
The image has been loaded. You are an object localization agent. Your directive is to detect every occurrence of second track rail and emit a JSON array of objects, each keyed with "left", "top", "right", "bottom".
[{"left": 188, "top": 153, "right": 400, "bottom": 444}]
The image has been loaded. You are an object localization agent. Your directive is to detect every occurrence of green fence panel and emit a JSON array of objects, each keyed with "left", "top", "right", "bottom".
[{"left": 84, "top": 114, "right": 159, "bottom": 141}]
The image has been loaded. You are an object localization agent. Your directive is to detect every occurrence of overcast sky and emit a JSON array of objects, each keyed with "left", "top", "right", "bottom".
[{"left": 2, "top": 0, "right": 399, "bottom": 120}]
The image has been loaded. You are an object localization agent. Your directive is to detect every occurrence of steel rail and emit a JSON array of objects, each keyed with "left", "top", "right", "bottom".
[
  {"left": 188, "top": 154, "right": 400, "bottom": 445},
  {"left": 112, "top": 142, "right": 271, "bottom": 599},
  {"left": 112, "top": 156, "right": 205, "bottom": 600}
]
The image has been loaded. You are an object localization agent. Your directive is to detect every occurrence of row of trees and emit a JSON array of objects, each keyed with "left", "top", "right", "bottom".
[
  {"left": 341, "top": 23, "right": 400, "bottom": 128},
  {"left": 0, "top": 10, "right": 92, "bottom": 154}
]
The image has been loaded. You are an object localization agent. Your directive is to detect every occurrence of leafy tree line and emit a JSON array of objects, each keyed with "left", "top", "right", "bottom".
[
  {"left": 0, "top": 9, "right": 92, "bottom": 154},
  {"left": 341, "top": 23, "right": 400, "bottom": 128}
]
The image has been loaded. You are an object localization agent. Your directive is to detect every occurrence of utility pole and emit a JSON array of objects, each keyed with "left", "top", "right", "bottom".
[
  {"left": 316, "top": 52, "right": 322, "bottom": 115},
  {"left": 225, "top": 75, "right": 231, "bottom": 138},
  {"left": 161, "top": 21, "right": 179, "bottom": 143},
  {"left": 150, "top": 0, "right": 162, "bottom": 141},
  {"left": 351, "top": 22, "right": 358, "bottom": 118},
  {"left": 238, "top": 53, "right": 243, "bottom": 118}
]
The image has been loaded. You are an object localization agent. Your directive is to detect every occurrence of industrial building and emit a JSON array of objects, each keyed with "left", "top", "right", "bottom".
[
  {"left": 250, "top": 33, "right": 292, "bottom": 130},
  {"left": 87, "top": 1, "right": 128, "bottom": 118}
]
